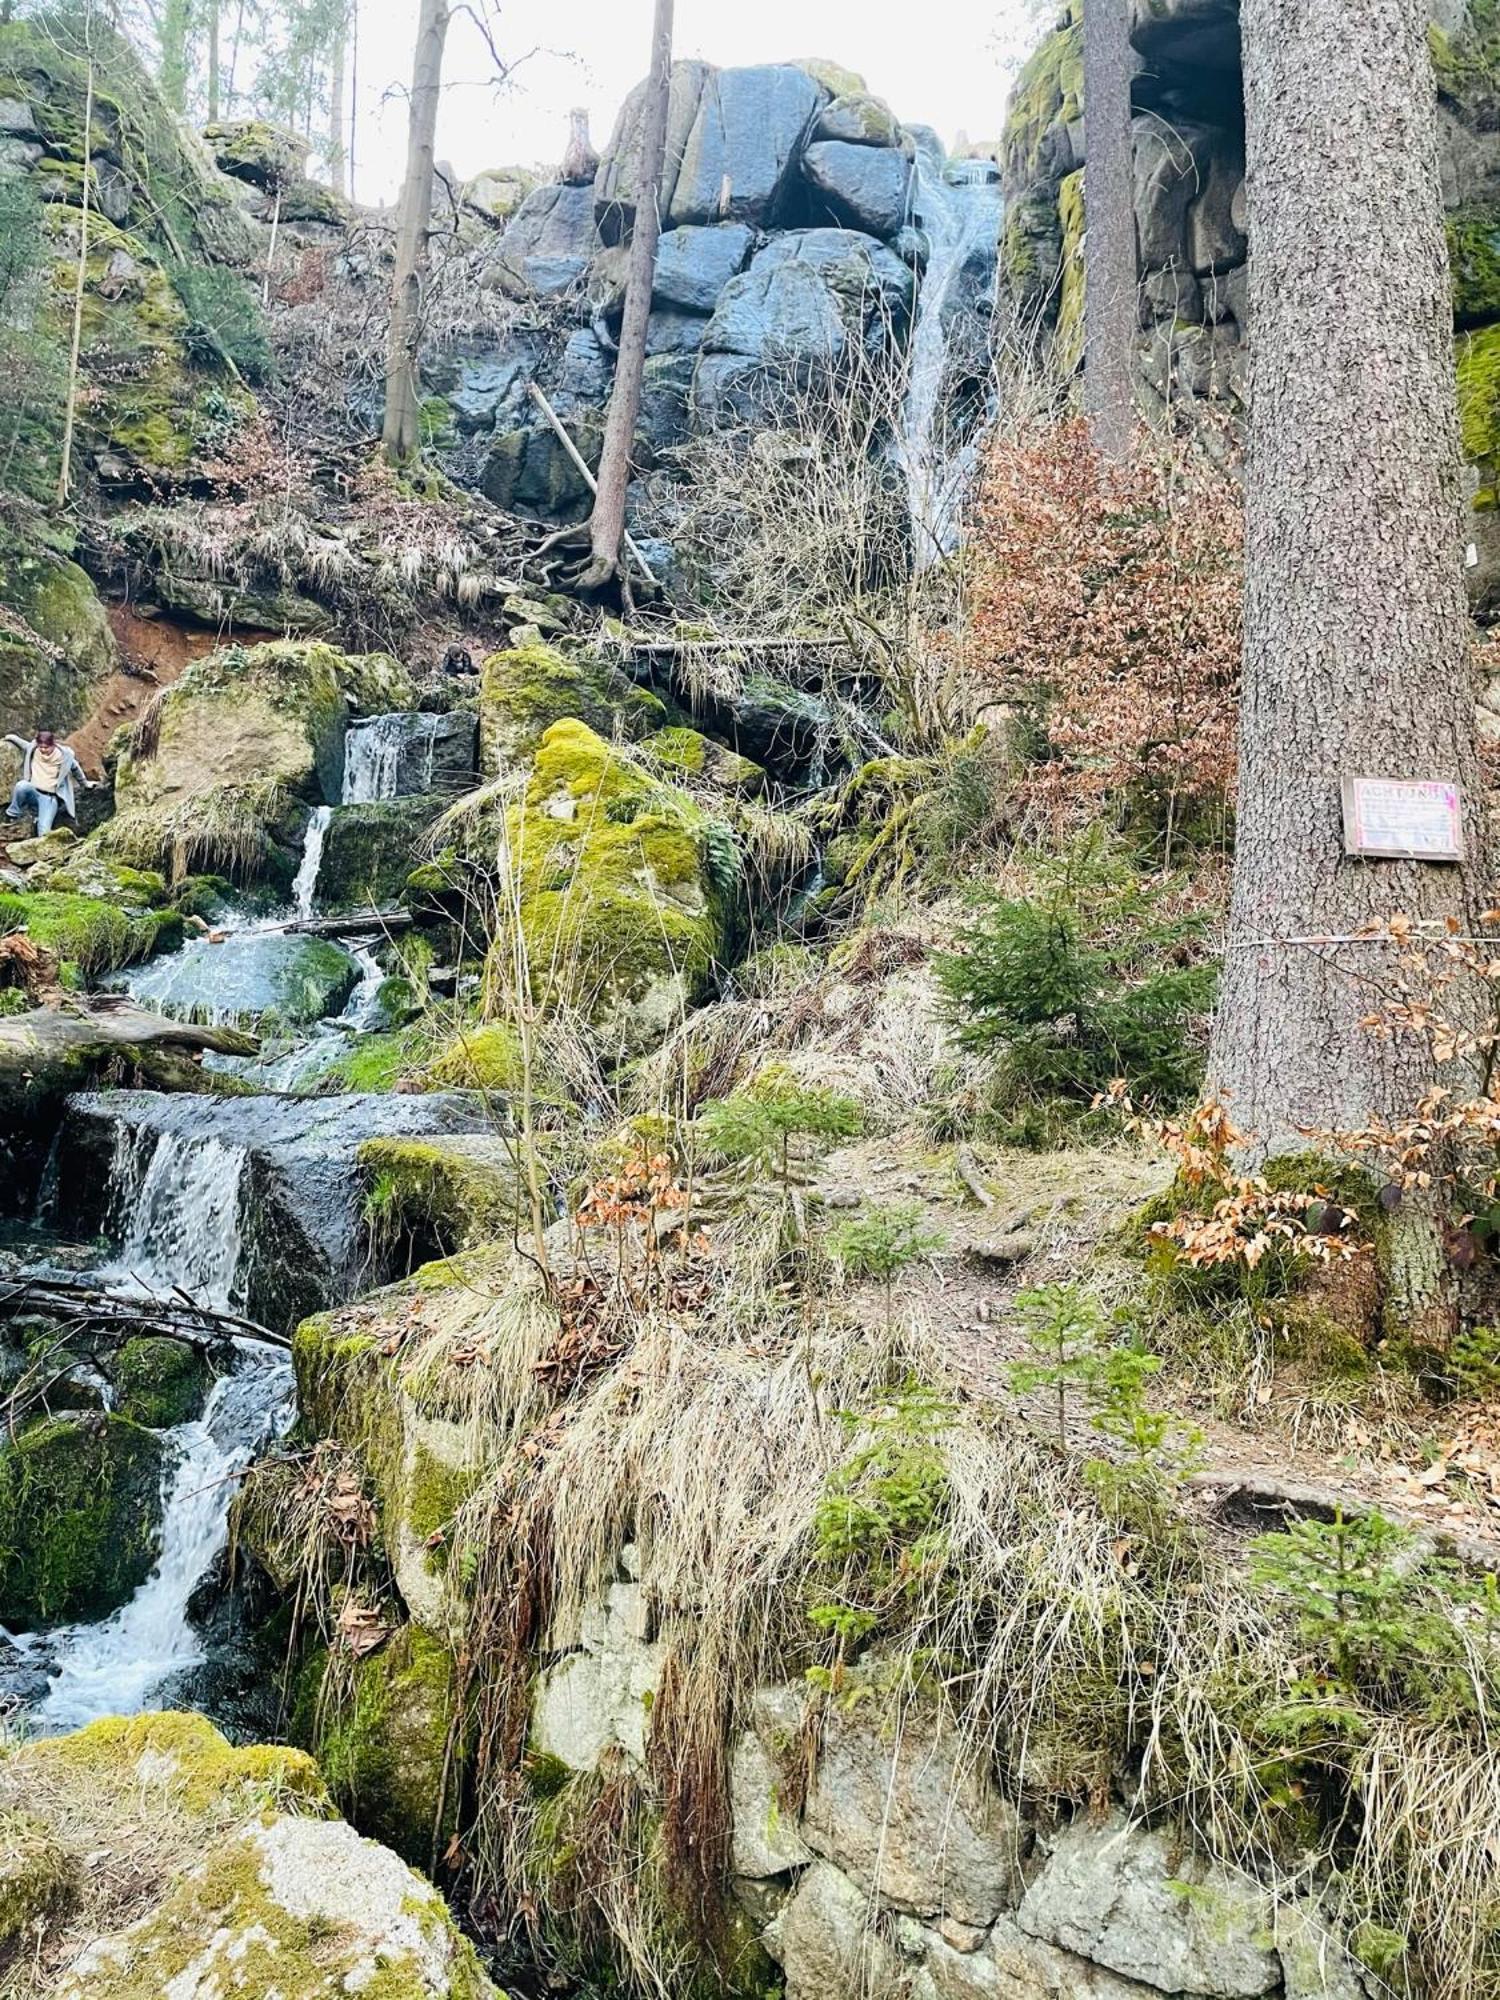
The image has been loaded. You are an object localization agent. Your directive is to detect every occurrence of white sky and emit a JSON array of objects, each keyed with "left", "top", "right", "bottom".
[{"left": 346, "top": 0, "right": 1025, "bottom": 206}]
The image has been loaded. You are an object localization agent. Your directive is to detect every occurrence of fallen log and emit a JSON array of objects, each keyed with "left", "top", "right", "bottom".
[
  {"left": 0, "top": 1274, "right": 287, "bottom": 1352},
  {"left": 280, "top": 909, "right": 413, "bottom": 940}
]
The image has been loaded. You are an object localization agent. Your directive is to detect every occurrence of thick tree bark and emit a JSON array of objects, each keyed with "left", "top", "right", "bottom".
[
  {"left": 382, "top": 0, "right": 450, "bottom": 463},
  {"left": 1212, "top": 0, "right": 1481, "bottom": 1320},
  {"left": 1082, "top": 0, "right": 1136, "bottom": 460},
  {"left": 581, "top": 0, "right": 674, "bottom": 592}
]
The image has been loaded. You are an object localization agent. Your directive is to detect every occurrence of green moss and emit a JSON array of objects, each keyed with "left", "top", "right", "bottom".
[
  {"left": 324, "top": 1026, "right": 429, "bottom": 1093},
  {"left": 361, "top": 1134, "right": 532, "bottom": 1252},
  {"left": 0, "top": 890, "right": 181, "bottom": 973},
  {"left": 641, "top": 725, "right": 766, "bottom": 798},
  {"left": 493, "top": 718, "right": 731, "bottom": 1054},
  {"left": 1001, "top": 6, "right": 1081, "bottom": 186},
  {"left": 37, "top": 1709, "right": 330, "bottom": 1817},
  {"left": 1458, "top": 320, "right": 1500, "bottom": 467},
  {"left": 0, "top": 1810, "right": 79, "bottom": 1945},
  {"left": 1056, "top": 168, "right": 1086, "bottom": 368},
  {"left": 480, "top": 637, "right": 666, "bottom": 777},
  {"left": 422, "top": 1021, "right": 526, "bottom": 1091},
  {"left": 0, "top": 519, "right": 116, "bottom": 732},
  {"left": 113, "top": 1336, "right": 211, "bottom": 1427},
  {"left": 295, "top": 1624, "right": 458, "bottom": 1868},
  {"left": 0, "top": 1414, "right": 164, "bottom": 1626},
  {"left": 1448, "top": 203, "right": 1500, "bottom": 325},
  {"left": 318, "top": 795, "right": 444, "bottom": 914}
]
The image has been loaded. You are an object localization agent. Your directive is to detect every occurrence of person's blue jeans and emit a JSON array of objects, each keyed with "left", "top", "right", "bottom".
[{"left": 7, "top": 783, "right": 59, "bottom": 836}]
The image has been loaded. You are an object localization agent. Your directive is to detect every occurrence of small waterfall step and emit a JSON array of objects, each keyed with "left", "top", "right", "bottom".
[{"left": 342, "top": 710, "right": 477, "bottom": 803}]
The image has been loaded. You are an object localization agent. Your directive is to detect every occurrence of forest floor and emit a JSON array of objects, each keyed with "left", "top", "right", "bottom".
[{"left": 817, "top": 1130, "right": 1500, "bottom": 1562}]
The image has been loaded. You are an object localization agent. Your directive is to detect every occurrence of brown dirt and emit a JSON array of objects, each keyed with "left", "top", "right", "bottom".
[
  {"left": 62, "top": 606, "right": 274, "bottom": 779},
  {"left": 815, "top": 1131, "right": 1500, "bottom": 1562}
]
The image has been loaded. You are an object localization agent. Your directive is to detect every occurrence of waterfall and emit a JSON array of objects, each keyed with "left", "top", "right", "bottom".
[
  {"left": 343, "top": 712, "right": 438, "bottom": 803},
  {"left": 896, "top": 150, "right": 1004, "bottom": 567},
  {"left": 101, "top": 1126, "right": 249, "bottom": 1312},
  {"left": 30, "top": 1348, "right": 294, "bottom": 1730},
  {"left": 291, "top": 805, "right": 332, "bottom": 920},
  {"left": 20, "top": 1118, "right": 294, "bottom": 1727}
]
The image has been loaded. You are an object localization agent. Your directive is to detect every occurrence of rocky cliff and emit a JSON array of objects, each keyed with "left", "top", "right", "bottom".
[{"left": 1001, "top": 0, "right": 1500, "bottom": 611}]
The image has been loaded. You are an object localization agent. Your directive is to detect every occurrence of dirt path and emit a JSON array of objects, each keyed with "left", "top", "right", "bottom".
[{"left": 815, "top": 1133, "right": 1500, "bottom": 1563}]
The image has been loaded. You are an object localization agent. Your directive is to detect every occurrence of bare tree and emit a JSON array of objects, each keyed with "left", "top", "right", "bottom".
[
  {"left": 1082, "top": 0, "right": 1135, "bottom": 459},
  {"left": 382, "top": 0, "right": 451, "bottom": 462},
  {"left": 1211, "top": 0, "right": 1481, "bottom": 1328},
  {"left": 580, "top": 0, "right": 674, "bottom": 593},
  {"left": 327, "top": 0, "right": 348, "bottom": 194}
]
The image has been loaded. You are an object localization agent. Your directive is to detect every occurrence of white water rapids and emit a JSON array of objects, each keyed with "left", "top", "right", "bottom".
[{"left": 14, "top": 1073, "right": 295, "bottom": 1729}]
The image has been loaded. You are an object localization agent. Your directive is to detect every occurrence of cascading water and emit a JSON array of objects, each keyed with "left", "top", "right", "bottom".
[
  {"left": 896, "top": 148, "right": 1004, "bottom": 567},
  {"left": 16, "top": 1120, "right": 294, "bottom": 1727},
  {"left": 291, "top": 803, "right": 333, "bottom": 919}
]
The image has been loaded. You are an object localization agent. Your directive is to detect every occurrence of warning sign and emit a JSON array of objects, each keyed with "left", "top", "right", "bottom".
[{"left": 1341, "top": 777, "right": 1464, "bottom": 861}]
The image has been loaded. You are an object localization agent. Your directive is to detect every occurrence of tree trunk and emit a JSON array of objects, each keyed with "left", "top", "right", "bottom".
[
  {"left": 56, "top": 54, "right": 93, "bottom": 506},
  {"left": 158, "top": 0, "right": 191, "bottom": 112},
  {"left": 1082, "top": 0, "right": 1136, "bottom": 460},
  {"left": 580, "top": 0, "right": 674, "bottom": 592},
  {"left": 382, "top": 0, "right": 450, "bottom": 463},
  {"left": 206, "top": 0, "right": 221, "bottom": 122},
  {"left": 348, "top": 0, "right": 359, "bottom": 199},
  {"left": 328, "top": 6, "right": 348, "bottom": 194},
  {"left": 1212, "top": 0, "right": 1481, "bottom": 1322}
]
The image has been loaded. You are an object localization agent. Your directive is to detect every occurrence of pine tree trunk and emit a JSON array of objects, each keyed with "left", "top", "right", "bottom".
[
  {"left": 328, "top": 9, "right": 348, "bottom": 195},
  {"left": 581, "top": 0, "right": 674, "bottom": 592},
  {"left": 206, "top": 0, "right": 221, "bottom": 122},
  {"left": 1212, "top": 0, "right": 1482, "bottom": 1322},
  {"left": 1082, "top": 0, "right": 1136, "bottom": 460},
  {"left": 159, "top": 0, "right": 190, "bottom": 112},
  {"left": 382, "top": 0, "right": 450, "bottom": 463}
]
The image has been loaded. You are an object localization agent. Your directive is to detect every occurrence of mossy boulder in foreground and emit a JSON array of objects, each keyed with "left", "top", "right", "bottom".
[
  {"left": 0, "top": 1711, "right": 495, "bottom": 1998},
  {"left": 479, "top": 636, "right": 665, "bottom": 779},
  {"left": 0, "top": 1413, "right": 164, "bottom": 1627}
]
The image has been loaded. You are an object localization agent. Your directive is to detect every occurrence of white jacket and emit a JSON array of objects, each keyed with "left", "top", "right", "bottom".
[{"left": 5, "top": 735, "right": 91, "bottom": 818}]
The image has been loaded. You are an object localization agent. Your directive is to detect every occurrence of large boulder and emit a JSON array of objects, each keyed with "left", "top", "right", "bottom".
[
  {"left": 0, "top": 1413, "right": 163, "bottom": 1627},
  {"left": 0, "top": 523, "right": 118, "bottom": 737},
  {"left": 104, "top": 641, "right": 413, "bottom": 885},
  {"left": 4, "top": 1713, "right": 495, "bottom": 2000},
  {"left": 496, "top": 717, "right": 733, "bottom": 1058},
  {"left": 595, "top": 58, "right": 714, "bottom": 243},
  {"left": 479, "top": 637, "right": 665, "bottom": 780},
  {"left": 669, "top": 63, "right": 825, "bottom": 228},
  {"left": 490, "top": 179, "right": 598, "bottom": 297},
  {"left": 317, "top": 795, "right": 449, "bottom": 914},
  {"left": 652, "top": 221, "right": 757, "bottom": 313},
  {"left": 114, "top": 929, "right": 363, "bottom": 1029},
  {"left": 802, "top": 139, "right": 912, "bottom": 238},
  {"left": 1016, "top": 1812, "right": 1281, "bottom": 1998}
]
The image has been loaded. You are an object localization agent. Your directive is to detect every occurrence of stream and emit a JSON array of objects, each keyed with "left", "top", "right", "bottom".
[{"left": 2, "top": 709, "right": 477, "bottom": 1731}]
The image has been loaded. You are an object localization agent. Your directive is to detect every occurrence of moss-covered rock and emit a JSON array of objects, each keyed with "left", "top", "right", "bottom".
[
  {"left": 295, "top": 1623, "right": 459, "bottom": 1869},
  {"left": 104, "top": 641, "right": 414, "bottom": 883},
  {"left": 113, "top": 1336, "right": 211, "bottom": 1427},
  {"left": 0, "top": 1413, "right": 164, "bottom": 1627},
  {"left": 492, "top": 717, "right": 735, "bottom": 1059},
  {"left": 317, "top": 794, "right": 446, "bottom": 914},
  {"left": 1448, "top": 201, "right": 1500, "bottom": 326},
  {"left": 0, "top": 519, "right": 117, "bottom": 736},
  {"left": 362, "top": 1132, "right": 537, "bottom": 1253},
  {"left": 203, "top": 117, "right": 307, "bottom": 190},
  {"left": 0, "top": 1711, "right": 494, "bottom": 1999},
  {"left": 1459, "top": 323, "right": 1500, "bottom": 504},
  {"left": 0, "top": 1809, "right": 79, "bottom": 1947},
  {"left": 0, "top": 889, "right": 181, "bottom": 973},
  {"left": 479, "top": 637, "right": 666, "bottom": 779},
  {"left": 1001, "top": 5, "right": 1081, "bottom": 190},
  {"left": 641, "top": 724, "right": 766, "bottom": 798}
]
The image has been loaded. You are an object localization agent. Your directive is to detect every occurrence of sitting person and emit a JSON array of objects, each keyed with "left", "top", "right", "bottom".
[{"left": 5, "top": 726, "right": 95, "bottom": 838}]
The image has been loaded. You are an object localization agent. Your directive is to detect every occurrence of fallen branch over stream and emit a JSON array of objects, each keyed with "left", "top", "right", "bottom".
[{"left": 0, "top": 1275, "right": 287, "bottom": 1352}]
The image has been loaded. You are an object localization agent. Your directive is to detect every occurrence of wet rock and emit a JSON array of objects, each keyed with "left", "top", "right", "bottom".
[
  {"left": 652, "top": 221, "right": 757, "bottom": 313},
  {"left": 1016, "top": 1811, "right": 1281, "bottom": 1997},
  {"left": 0, "top": 1413, "right": 164, "bottom": 1628},
  {"left": 114, "top": 930, "right": 362, "bottom": 1030},
  {"left": 670, "top": 63, "right": 824, "bottom": 228},
  {"left": 113, "top": 1334, "right": 211, "bottom": 1427},
  {"left": 0, "top": 1635, "right": 55, "bottom": 1708},
  {"left": 318, "top": 796, "right": 449, "bottom": 914},
  {"left": 342, "top": 710, "right": 478, "bottom": 802},
  {"left": 491, "top": 178, "right": 598, "bottom": 297},
  {"left": 802, "top": 139, "right": 912, "bottom": 238}
]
